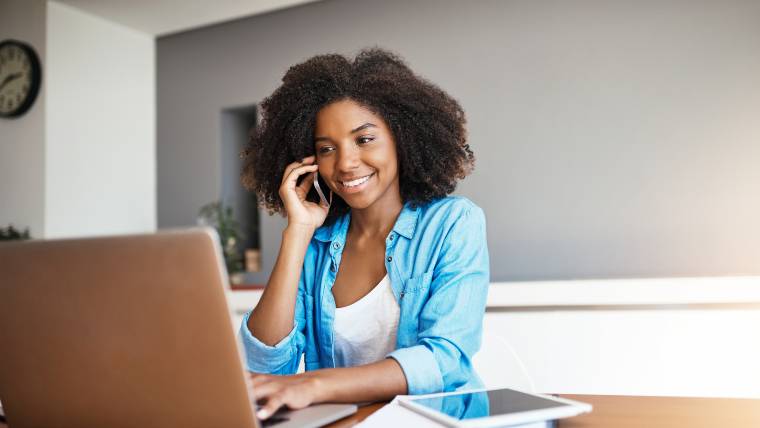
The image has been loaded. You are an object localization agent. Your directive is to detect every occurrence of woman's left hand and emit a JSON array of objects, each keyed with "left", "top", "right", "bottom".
[{"left": 248, "top": 372, "right": 323, "bottom": 420}]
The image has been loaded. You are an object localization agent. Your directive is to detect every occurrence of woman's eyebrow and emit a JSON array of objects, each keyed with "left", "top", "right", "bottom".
[
  {"left": 314, "top": 123, "right": 377, "bottom": 142},
  {"left": 351, "top": 122, "right": 377, "bottom": 133}
]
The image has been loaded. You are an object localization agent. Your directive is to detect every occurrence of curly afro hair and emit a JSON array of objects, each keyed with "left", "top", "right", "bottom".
[{"left": 241, "top": 47, "right": 474, "bottom": 224}]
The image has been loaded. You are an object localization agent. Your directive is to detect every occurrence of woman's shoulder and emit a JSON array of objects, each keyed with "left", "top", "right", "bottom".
[
  {"left": 417, "top": 195, "right": 484, "bottom": 219},
  {"left": 311, "top": 211, "right": 350, "bottom": 244},
  {"left": 415, "top": 196, "right": 485, "bottom": 230}
]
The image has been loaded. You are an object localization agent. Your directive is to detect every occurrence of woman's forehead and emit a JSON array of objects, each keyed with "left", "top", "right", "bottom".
[{"left": 314, "top": 99, "right": 387, "bottom": 135}]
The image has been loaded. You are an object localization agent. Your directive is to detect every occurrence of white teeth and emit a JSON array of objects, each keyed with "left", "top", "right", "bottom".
[{"left": 341, "top": 174, "right": 372, "bottom": 187}]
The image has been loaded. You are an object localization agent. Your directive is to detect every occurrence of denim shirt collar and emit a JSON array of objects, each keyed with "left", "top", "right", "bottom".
[{"left": 312, "top": 202, "right": 420, "bottom": 243}]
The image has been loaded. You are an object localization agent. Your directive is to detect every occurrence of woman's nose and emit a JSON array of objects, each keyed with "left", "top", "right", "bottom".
[{"left": 336, "top": 145, "right": 361, "bottom": 171}]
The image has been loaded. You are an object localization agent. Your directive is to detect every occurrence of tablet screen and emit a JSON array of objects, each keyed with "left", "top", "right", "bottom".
[{"left": 408, "top": 388, "right": 568, "bottom": 420}]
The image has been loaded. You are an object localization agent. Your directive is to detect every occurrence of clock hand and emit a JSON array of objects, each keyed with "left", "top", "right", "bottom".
[{"left": 0, "top": 73, "right": 22, "bottom": 92}]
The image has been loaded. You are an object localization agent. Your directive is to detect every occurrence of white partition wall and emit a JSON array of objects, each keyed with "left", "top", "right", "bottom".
[
  {"left": 0, "top": 0, "right": 47, "bottom": 237},
  {"left": 483, "top": 308, "right": 760, "bottom": 398},
  {"left": 44, "top": 1, "right": 156, "bottom": 238},
  {"left": 1, "top": 1, "right": 156, "bottom": 239}
]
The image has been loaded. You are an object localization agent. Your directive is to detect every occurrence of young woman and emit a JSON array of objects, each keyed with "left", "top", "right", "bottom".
[{"left": 240, "top": 48, "right": 489, "bottom": 420}]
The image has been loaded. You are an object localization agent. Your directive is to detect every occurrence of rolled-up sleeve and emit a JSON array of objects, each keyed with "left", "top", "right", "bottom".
[
  {"left": 388, "top": 203, "right": 490, "bottom": 395},
  {"left": 239, "top": 310, "right": 302, "bottom": 374}
]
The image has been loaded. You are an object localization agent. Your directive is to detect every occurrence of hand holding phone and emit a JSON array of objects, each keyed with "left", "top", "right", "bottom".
[{"left": 279, "top": 156, "right": 328, "bottom": 229}]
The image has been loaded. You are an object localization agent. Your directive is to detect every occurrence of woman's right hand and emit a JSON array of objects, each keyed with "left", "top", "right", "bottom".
[{"left": 279, "top": 155, "right": 329, "bottom": 230}]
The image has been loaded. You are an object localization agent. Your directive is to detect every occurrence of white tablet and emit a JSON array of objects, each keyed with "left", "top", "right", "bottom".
[{"left": 398, "top": 388, "right": 592, "bottom": 427}]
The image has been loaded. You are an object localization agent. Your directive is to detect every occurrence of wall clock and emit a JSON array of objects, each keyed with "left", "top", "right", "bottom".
[{"left": 0, "top": 39, "right": 42, "bottom": 118}]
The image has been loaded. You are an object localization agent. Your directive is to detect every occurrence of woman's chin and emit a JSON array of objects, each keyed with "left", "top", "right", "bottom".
[{"left": 341, "top": 194, "right": 374, "bottom": 210}]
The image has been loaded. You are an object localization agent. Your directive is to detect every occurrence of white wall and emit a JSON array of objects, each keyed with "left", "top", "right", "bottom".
[
  {"left": 476, "top": 278, "right": 760, "bottom": 398},
  {"left": 481, "top": 279, "right": 760, "bottom": 398},
  {"left": 44, "top": 1, "right": 156, "bottom": 238},
  {"left": 0, "top": 0, "right": 47, "bottom": 237},
  {"left": 482, "top": 309, "right": 760, "bottom": 399},
  {"left": 1, "top": 1, "right": 156, "bottom": 239}
]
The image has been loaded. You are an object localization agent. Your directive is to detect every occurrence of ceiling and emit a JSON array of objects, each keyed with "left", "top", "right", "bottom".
[{"left": 55, "top": 0, "right": 322, "bottom": 37}]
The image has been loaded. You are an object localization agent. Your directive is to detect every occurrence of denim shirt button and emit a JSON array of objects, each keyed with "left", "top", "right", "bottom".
[
  {"left": 389, "top": 234, "right": 394, "bottom": 241},
  {"left": 333, "top": 242, "right": 340, "bottom": 249},
  {"left": 387, "top": 256, "right": 392, "bottom": 262}
]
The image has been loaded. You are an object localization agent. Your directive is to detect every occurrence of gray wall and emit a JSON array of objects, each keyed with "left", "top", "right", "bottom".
[{"left": 157, "top": 0, "right": 760, "bottom": 281}]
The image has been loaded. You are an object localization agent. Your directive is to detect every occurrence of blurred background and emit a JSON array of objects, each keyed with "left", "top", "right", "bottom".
[
  {"left": 2, "top": 0, "right": 759, "bottom": 398},
  {"left": 3, "top": 0, "right": 760, "bottom": 282}
]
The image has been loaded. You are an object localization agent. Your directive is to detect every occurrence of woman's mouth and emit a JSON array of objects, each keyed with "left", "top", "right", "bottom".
[{"left": 338, "top": 173, "right": 375, "bottom": 193}]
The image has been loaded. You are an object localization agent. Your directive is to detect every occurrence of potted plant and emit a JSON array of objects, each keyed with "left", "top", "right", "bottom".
[
  {"left": 0, "top": 225, "right": 31, "bottom": 241},
  {"left": 197, "top": 201, "right": 243, "bottom": 276}
]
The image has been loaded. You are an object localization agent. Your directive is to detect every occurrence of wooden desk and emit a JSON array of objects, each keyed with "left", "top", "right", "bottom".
[
  {"left": 1, "top": 395, "right": 758, "bottom": 427},
  {"left": 326, "top": 394, "right": 760, "bottom": 428}
]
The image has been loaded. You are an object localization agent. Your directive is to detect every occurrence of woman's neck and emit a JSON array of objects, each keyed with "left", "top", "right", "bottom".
[{"left": 348, "top": 196, "right": 404, "bottom": 240}]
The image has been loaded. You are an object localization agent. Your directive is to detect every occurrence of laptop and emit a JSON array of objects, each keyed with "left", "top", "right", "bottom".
[{"left": 0, "top": 228, "right": 356, "bottom": 428}]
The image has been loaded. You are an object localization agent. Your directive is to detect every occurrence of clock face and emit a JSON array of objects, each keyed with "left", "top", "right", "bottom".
[{"left": 0, "top": 40, "right": 42, "bottom": 118}]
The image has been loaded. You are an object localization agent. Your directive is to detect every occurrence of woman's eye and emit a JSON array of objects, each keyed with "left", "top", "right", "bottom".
[
  {"left": 317, "top": 146, "right": 334, "bottom": 154},
  {"left": 357, "top": 136, "right": 374, "bottom": 145}
]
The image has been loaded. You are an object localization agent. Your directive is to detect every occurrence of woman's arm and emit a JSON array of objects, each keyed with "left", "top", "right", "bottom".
[
  {"left": 250, "top": 358, "right": 407, "bottom": 419},
  {"left": 248, "top": 225, "right": 312, "bottom": 344},
  {"left": 247, "top": 155, "right": 327, "bottom": 345},
  {"left": 387, "top": 201, "right": 490, "bottom": 394}
]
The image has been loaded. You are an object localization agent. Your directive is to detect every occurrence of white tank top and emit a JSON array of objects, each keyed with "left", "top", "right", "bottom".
[{"left": 333, "top": 274, "right": 400, "bottom": 367}]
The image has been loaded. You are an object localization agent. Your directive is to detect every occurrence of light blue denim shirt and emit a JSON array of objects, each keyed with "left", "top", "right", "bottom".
[{"left": 239, "top": 196, "right": 490, "bottom": 395}]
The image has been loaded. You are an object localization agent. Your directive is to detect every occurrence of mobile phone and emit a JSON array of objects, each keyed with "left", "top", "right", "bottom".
[{"left": 312, "top": 172, "right": 331, "bottom": 206}]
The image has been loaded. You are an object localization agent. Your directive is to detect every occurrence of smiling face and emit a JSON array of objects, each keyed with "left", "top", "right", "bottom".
[{"left": 314, "top": 98, "right": 401, "bottom": 211}]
